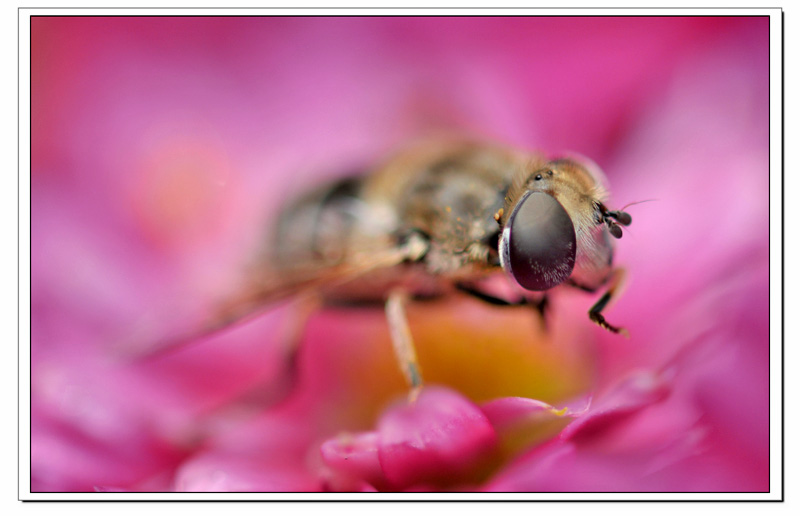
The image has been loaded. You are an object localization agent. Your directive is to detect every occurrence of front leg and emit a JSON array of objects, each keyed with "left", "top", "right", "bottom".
[{"left": 573, "top": 268, "right": 629, "bottom": 337}]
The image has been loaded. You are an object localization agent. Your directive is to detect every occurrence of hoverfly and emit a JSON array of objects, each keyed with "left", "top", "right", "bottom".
[{"left": 168, "top": 140, "right": 632, "bottom": 392}]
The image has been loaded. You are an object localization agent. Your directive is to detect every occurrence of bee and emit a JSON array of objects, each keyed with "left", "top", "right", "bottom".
[{"left": 162, "top": 140, "right": 632, "bottom": 392}]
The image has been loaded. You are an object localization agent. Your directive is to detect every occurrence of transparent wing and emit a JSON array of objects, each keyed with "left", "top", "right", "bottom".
[{"left": 118, "top": 242, "right": 421, "bottom": 360}]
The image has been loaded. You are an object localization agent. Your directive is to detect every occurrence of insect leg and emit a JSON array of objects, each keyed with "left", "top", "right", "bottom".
[
  {"left": 455, "top": 283, "right": 527, "bottom": 307},
  {"left": 386, "top": 289, "right": 424, "bottom": 400},
  {"left": 205, "top": 293, "right": 321, "bottom": 419},
  {"left": 273, "top": 293, "right": 321, "bottom": 396},
  {"left": 587, "top": 268, "right": 629, "bottom": 337},
  {"left": 533, "top": 295, "right": 549, "bottom": 325},
  {"left": 455, "top": 283, "right": 549, "bottom": 328}
]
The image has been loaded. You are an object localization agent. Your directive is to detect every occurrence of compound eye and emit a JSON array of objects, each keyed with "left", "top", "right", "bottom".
[{"left": 500, "top": 191, "right": 576, "bottom": 291}]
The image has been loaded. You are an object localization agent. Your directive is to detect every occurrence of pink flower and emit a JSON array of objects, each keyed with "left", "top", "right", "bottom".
[
  {"left": 321, "top": 388, "right": 497, "bottom": 491},
  {"left": 29, "top": 16, "right": 770, "bottom": 493}
]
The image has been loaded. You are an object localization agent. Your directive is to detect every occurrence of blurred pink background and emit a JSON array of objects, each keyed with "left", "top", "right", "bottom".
[{"left": 30, "top": 16, "right": 770, "bottom": 493}]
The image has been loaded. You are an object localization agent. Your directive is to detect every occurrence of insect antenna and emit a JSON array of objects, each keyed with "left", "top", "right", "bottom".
[{"left": 604, "top": 198, "right": 658, "bottom": 236}]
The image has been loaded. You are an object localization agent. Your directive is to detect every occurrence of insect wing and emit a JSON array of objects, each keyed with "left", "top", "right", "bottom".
[{"left": 131, "top": 246, "right": 413, "bottom": 359}]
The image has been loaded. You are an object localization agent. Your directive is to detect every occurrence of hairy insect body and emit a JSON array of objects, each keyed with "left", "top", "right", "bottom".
[
  {"left": 394, "top": 145, "right": 517, "bottom": 277},
  {"left": 269, "top": 141, "right": 622, "bottom": 307},
  {"left": 271, "top": 142, "right": 530, "bottom": 303}
]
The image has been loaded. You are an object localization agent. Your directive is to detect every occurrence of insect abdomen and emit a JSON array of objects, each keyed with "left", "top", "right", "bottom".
[{"left": 272, "top": 176, "right": 366, "bottom": 269}]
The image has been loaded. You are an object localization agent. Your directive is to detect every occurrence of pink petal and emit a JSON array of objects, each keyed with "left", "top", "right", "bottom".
[
  {"left": 481, "top": 396, "right": 590, "bottom": 460},
  {"left": 377, "top": 387, "right": 497, "bottom": 490},
  {"left": 174, "top": 452, "right": 320, "bottom": 492},
  {"left": 482, "top": 396, "right": 590, "bottom": 428},
  {"left": 560, "top": 371, "right": 670, "bottom": 444},
  {"left": 319, "top": 431, "right": 388, "bottom": 491}
]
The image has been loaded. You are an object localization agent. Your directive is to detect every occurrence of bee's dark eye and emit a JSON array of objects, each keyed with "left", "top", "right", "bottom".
[
  {"left": 499, "top": 192, "right": 576, "bottom": 291},
  {"left": 534, "top": 174, "right": 543, "bottom": 181}
]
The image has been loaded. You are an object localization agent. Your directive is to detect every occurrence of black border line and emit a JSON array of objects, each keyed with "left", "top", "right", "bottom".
[
  {"left": 20, "top": 9, "right": 784, "bottom": 502},
  {"left": 780, "top": 9, "right": 785, "bottom": 503},
  {"left": 16, "top": 6, "right": 790, "bottom": 10},
  {"left": 17, "top": 3, "right": 20, "bottom": 504}
]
